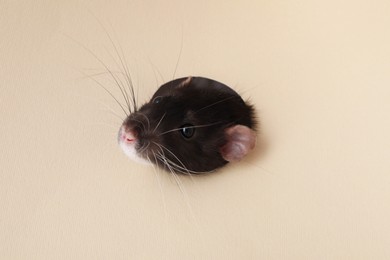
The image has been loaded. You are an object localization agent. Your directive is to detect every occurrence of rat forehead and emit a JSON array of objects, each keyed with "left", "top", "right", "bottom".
[
  {"left": 152, "top": 77, "right": 194, "bottom": 97},
  {"left": 152, "top": 76, "right": 239, "bottom": 99}
]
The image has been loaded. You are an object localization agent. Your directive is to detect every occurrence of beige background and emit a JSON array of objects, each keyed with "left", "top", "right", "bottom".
[{"left": 1, "top": 0, "right": 390, "bottom": 259}]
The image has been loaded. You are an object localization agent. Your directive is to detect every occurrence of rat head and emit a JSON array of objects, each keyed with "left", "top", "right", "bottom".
[{"left": 118, "top": 76, "right": 257, "bottom": 174}]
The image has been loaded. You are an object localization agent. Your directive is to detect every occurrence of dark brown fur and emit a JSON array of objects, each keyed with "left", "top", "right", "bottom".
[{"left": 121, "top": 76, "right": 256, "bottom": 173}]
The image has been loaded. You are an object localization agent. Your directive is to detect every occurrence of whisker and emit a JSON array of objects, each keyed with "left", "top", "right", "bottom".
[
  {"left": 87, "top": 11, "right": 137, "bottom": 113},
  {"left": 74, "top": 70, "right": 124, "bottom": 80},
  {"left": 107, "top": 22, "right": 138, "bottom": 112},
  {"left": 153, "top": 142, "right": 189, "bottom": 173},
  {"left": 240, "top": 160, "right": 276, "bottom": 176},
  {"left": 156, "top": 151, "right": 178, "bottom": 179},
  {"left": 154, "top": 144, "right": 210, "bottom": 178},
  {"left": 103, "top": 46, "right": 132, "bottom": 113},
  {"left": 148, "top": 154, "right": 169, "bottom": 221},
  {"left": 105, "top": 110, "right": 125, "bottom": 121},
  {"left": 156, "top": 151, "right": 199, "bottom": 228},
  {"left": 63, "top": 34, "right": 130, "bottom": 116},
  {"left": 194, "top": 96, "right": 236, "bottom": 114},
  {"left": 89, "top": 69, "right": 136, "bottom": 116},
  {"left": 138, "top": 113, "right": 151, "bottom": 132},
  {"left": 147, "top": 56, "right": 165, "bottom": 85},
  {"left": 72, "top": 66, "right": 129, "bottom": 117},
  {"left": 152, "top": 142, "right": 206, "bottom": 176},
  {"left": 154, "top": 146, "right": 183, "bottom": 176},
  {"left": 139, "top": 141, "right": 151, "bottom": 154},
  {"left": 85, "top": 122, "right": 119, "bottom": 131},
  {"left": 75, "top": 92, "right": 124, "bottom": 121},
  {"left": 148, "top": 58, "right": 161, "bottom": 88},
  {"left": 158, "top": 121, "right": 223, "bottom": 136},
  {"left": 96, "top": 67, "right": 130, "bottom": 114},
  {"left": 155, "top": 152, "right": 176, "bottom": 173},
  {"left": 153, "top": 113, "right": 166, "bottom": 133},
  {"left": 129, "top": 118, "right": 147, "bottom": 133},
  {"left": 172, "top": 29, "right": 184, "bottom": 80},
  {"left": 171, "top": 168, "right": 185, "bottom": 194},
  {"left": 164, "top": 157, "right": 208, "bottom": 176}
]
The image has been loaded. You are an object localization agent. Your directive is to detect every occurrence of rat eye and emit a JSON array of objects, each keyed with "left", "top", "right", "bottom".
[
  {"left": 180, "top": 124, "right": 195, "bottom": 138},
  {"left": 153, "top": 96, "right": 163, "bottom": 104}
]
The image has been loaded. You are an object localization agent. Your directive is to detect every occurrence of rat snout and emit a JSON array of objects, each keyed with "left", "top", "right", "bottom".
[
  {"left": 119, "top": 112, "right": 161, "bottom": 162},
  {"left": 121, "top": 130, "right": 136, "bottom": 144},
  {"left": 118, "top": 125, "right": 151, "bottom": 165},
  {"left": 118, "top": 126, "right": 137, "bottom": 144}
]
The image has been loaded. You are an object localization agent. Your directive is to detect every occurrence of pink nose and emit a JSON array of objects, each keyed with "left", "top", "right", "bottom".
[{"left": 121, "top": 131, "right": 136, "bottom": 143}]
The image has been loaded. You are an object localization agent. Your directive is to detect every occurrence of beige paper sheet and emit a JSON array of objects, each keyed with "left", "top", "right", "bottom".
[{"left": 1, "top": 1, "right": 389, "bottom": 259}]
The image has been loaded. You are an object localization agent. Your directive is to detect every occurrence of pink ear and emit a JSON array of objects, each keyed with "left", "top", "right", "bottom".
[{"left": 220, "top": 125, "right": 256, "bottom": 162}]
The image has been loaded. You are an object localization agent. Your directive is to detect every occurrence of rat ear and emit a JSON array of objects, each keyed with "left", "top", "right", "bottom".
[
  {"left": 220, "top": 125, "right": 256, "bottom": 162},
  {"left": 178, "top": 76, "right": 192, "bottom": 87}
]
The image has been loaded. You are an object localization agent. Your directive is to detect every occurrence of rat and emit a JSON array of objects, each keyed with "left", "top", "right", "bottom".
[{"left": 118, "top": 76, "right": 257, "bottom": 174}]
